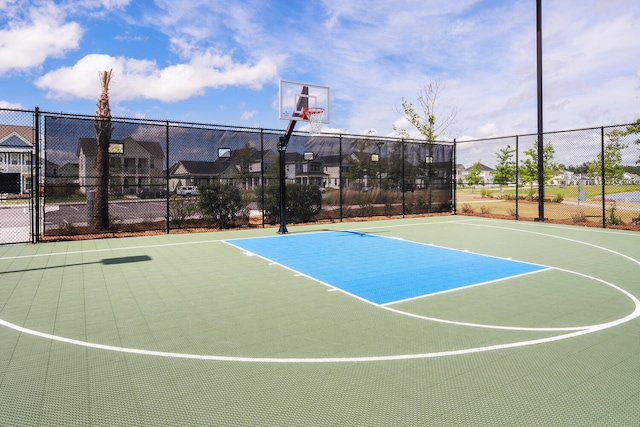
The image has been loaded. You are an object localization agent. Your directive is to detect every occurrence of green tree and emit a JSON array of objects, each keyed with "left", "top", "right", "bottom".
[
  {"left": 587, "top": 132, "right": 628, "bottom": 184},
  {"left": 394, "top": 81, "right": 456, "bottom": 206},
  {"left": 465, "top": 161, "right": 483, "bottom": 191},
  {"left": 394, "top": 80, "right": 457, "bottom": 142},
  {"left": 384, "top": 142, "right": 404, "bottom": 189},
  {"left": 491, "top": 145, "right": 516, "bottom": 192},
  {"left": 231, "top": 143, "right": 254, "bottom": 189},
  {"left": 199, "top": 182, "right": 243, "bottom": 228},
  {"left": 519, "top": 141, "right": 557, "bottom": 190},
  {"left": 624, "top": 118, "right": 640, "bottom": 164},
  {"left": 346, "top": 137, "right": 377, "bottom": 189}
]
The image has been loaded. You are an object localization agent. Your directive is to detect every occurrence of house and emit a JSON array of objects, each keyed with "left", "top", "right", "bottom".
[
  {"left": 77, "top": 136, "right": 165, "bottom": 194},
  {"left": 623, "top": 172, "right": 640, "bottom": 185},
  {"left": 0, "top": 124, "right": 34, "bottom": 194},
  {"left": 455, "top": 164, "right": 466, "bottom": 184},
  {"left": 549, "top": 170, "right": 578, "bottom": 186},
  {"left": 284, "top": 152, "right": 328, "bottom": 187},
  {"left": 320, "top": 155, "right": 342, "bottom": 189},
  {"left": 463, "top": 163, "right": 494, "bottom": 185},
  {"left": 168, "top": 148, "right": 277, "bottom": 191}
]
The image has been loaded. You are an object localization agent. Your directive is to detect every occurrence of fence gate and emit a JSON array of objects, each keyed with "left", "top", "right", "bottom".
[{"left": 0, "top": 109, "right": 36, "bottom": 244}]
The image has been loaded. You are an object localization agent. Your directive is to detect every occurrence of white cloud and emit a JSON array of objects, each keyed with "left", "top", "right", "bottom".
[
  {"left": 0, "top": 2, "right": 83, "bottom": 75},
  {"left": 0, "top": 100, "right": 23, "bottom": 109},
  {"left": 35, "top": 51, "right": 284, "bottom": 102},
  {"left": 240, "top": 110, "right": 256, "bottom": 121}
]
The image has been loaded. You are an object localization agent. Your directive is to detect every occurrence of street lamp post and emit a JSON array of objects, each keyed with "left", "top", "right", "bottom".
[{"left": 376, "top": 142, "right": 384, "bottom": 189}]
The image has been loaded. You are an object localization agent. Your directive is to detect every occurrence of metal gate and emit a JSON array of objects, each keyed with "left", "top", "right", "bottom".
[{"left": 0, "top": 109, "right": 37, "bottom": 245}]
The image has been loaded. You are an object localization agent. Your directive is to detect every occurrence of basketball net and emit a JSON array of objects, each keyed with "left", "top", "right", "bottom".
[{"left": 302, "top": 107, "right": 324, "bottom": 134}]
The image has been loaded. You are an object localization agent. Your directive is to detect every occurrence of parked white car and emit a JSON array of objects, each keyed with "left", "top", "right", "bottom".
[{"left": 176, "top": 185, "right": 200, "bottom": 196}]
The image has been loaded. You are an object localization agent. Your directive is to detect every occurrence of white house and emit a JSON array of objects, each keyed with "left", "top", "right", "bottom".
[
  {"left": 77, "top": 136, "right": 165, "bottom": 194},
  {"left": 0, "top": 124, "right": 34, "bottom": 194}
]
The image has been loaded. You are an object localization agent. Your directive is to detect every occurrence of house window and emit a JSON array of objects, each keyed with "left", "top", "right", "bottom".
[
  {"left": 310, "top": 164, "right": 320, "bottom": 172},
  {"left": 10, "top": 153, "right": 19, "bottom": 165},
  {"left": 124, "top": 158, "right": 135, "bottom": 173},
  {"left": 150, "top": 158, "right": 155, "bottom": 169}
]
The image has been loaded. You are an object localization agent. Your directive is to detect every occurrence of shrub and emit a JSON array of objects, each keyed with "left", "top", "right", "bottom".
[
  {"left": 480, "top": 205, "right": 491, "bottom": 214},
  {"left": 169, "top": 195, "right": 198, "bottom": 228},
  {"left": 257, "top": 183, "right": 322, "bottom": 224},
  {"left": 199, "top": 182, "right": 243, "bottom": 228},
  {"left": 606, "top": 202, "right": 622, "bottom": 226},
  {"left": 461, "top": 203, "right": 474, "bottom": 213},
  {"left": 480, "top": 188, "right": 492, "bottom": 198},
  {"left": 571, "top": 210, "right": 587, "bottom": 223},
  {"left": 407, "top": 198, "right": 428, "bottom": 214},
  {"left": 552, "top": 193, "right": 565, "bottom": 203},
  {"left": 287, "top": 184, "right": 322, "bottom": 223}
]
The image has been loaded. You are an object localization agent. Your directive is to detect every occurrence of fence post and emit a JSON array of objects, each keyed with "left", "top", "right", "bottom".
[
  {"left": 166, "top": 121, "right": 170, "bottom": 234},
  {"left": 536, "top": 0, "right": 545, "bottom": 222},
  {"left": 515, "top": 135, "right": 519, "bottom": 220},
  {"left": 601, "top": 126, "right": 606, "bottom": 228},
  {"left": 34, "top": 107, "right": 40, "bottom": 243},
  {"left": 260, "top": 129, "right": 265, "bottom": 228},
  {"left": 452, "top": 139, "right": 457, "bottom": 215},
  {"left": 402, "top": 139, "right": 406, "bottom": 218},
  {"left": 339, "top": 134, "right": 343, "bottom": 222}
]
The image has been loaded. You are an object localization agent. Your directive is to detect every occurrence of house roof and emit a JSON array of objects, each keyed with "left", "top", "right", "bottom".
[
  {"left": 466, "top": 163, "right": 493, "bottom": 172},
  {"left": 321, "top": 155, "right": 341, "bottom": 164},
  {"left": 0, "top": 125, "right": 33, "bottom": 146},
  {"left": 78, "top": 137, "right": 165, "bottom": 158},
  {"left": 169, "top": 160, "right": 230, "bottom": 176},
  {"left": 0, "top": 134, "right": 32, "bottom": 148}
]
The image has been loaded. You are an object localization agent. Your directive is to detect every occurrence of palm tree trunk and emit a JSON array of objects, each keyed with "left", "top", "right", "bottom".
[{"left": 94, "top": 70, "right": 113, "bottom": 230}]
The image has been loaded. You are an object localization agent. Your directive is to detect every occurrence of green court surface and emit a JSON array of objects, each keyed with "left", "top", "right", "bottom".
[{"left": 0, "top": 216, "right": 639, "bottom": 426}]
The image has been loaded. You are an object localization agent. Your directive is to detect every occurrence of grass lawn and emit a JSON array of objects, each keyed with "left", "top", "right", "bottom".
[{"left": 457, "top": 184, "right": 640, "bottom": 226}]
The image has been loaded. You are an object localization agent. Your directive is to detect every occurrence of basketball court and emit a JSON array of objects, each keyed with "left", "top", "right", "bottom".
[{"left": 1, "top": 216, "right": 639, "bottom": 425}]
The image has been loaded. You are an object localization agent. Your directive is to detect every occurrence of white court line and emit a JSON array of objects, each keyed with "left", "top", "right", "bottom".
[
  {"left": 1, "top": 217, "right": 639, "bottom": 362},
  {"left": 457, "top": 219, "right": 640, "bottom": 267},
  {"left": 382, "top": 267, "right": 638, "bottom": 332},
  {"left": 1, "top": 290, "right": 638, "bottom": 363},
  {"left": 0, "top": 238, "right": 227, "bottom": 261}
]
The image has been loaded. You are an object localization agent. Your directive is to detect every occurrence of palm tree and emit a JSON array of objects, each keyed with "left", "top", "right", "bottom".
[{"left": 94, "top": 70, "right": 113, "bottom": 230}]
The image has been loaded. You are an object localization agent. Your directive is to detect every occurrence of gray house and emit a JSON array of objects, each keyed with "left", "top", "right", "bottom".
[{"left": 77, "top": 136, "right": 165, "bottom": 194}]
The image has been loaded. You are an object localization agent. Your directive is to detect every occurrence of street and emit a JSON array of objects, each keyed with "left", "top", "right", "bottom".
[{"left": 1, "top": 199, "right": 170, "bottom": 244}]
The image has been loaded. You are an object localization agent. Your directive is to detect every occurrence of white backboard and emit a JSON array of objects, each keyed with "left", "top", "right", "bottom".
[{"left": 279, "top": 80, "right": 330, "bottom": 123}]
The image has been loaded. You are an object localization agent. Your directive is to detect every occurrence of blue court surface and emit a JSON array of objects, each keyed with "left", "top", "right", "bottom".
[{"left": 226, "top": 230, "right": 548, "bottom": 305}]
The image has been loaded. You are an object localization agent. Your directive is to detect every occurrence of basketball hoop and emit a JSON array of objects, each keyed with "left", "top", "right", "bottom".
[{"left": 302, "top": 107, "right": 324, "bottom": 134}]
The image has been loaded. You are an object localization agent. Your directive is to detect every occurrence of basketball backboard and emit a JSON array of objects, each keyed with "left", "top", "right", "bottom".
[{"left": 279, "top": 80, "right": 330, "bottom": 123}]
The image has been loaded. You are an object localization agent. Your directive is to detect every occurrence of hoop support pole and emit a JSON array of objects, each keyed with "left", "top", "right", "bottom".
[{"left": 278, "top": 119, "right": 297, "bottom": 234}]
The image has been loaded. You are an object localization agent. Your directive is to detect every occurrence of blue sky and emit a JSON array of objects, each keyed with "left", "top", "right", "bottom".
[{"left": 1, "top": 0, "right": 639, "bottom": 142}]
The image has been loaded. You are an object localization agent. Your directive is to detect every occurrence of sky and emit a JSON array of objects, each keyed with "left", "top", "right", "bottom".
[{"left": 1, "top": 0, "right": 639, "bottom": 146}]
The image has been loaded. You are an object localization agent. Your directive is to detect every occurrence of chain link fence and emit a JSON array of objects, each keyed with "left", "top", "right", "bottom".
[
  {"left": 29, "top": 111, "right": 454, "bottom": 241},
  {"left": 455, "top": 123, "right": 640, "bottom": 228},
  {"left": 2, "top": 106, "right": 638, "bottom": 244}
]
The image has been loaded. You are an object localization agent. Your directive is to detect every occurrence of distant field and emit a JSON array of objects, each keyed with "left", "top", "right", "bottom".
[{"left": 457, "top": 185, "right": 640, "bottom": 226}]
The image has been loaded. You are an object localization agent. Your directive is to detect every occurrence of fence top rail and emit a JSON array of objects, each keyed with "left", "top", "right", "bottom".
[
  {"left": 27, "top": 108, "right": 452, "bottom": 146},
  {"left": 1, "top": 107, "right": 634, "bottom": 147},
  {"left": 455, "top": 122, "right": 638, "bottom": 145}
]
